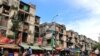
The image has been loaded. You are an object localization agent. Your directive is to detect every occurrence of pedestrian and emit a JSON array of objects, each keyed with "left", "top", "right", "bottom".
[
  {"left": 44, "top": 51, "right": 51, "bottom": 56},
  {"left": 27, "top": 47, "right": 32, "bottom": 56},
  {"left": 22, "top": 49, "right": 28, "bottom": 56},
  {"left": 89, "top": 50, "right": 96, "bottom": 56},
  {"left": 81, "top": 51, "right": 86, "bottom": 56},
  {"left": 0, "top": 51, "right": 3, "bottom": 56}
]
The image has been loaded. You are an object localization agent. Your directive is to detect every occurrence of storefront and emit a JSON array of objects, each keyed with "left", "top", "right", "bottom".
[
  {"left": 70, "top": 48, "right": 81, "bottom": 56},
  {"left": 0, "top": 44, "right": 20, "bottom": 56}
]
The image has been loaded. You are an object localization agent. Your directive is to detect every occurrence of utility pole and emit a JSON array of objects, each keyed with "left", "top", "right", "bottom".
[{"left": 51, "top": 14, "right": 59, "bottom": 56}]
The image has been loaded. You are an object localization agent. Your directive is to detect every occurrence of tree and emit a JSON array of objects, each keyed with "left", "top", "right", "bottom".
[
  {"left": 93, "top": 43, "right": 100, "bottom": 50},
  {"left": 11, "top": 19, "right": 19, "bottom": 32}
]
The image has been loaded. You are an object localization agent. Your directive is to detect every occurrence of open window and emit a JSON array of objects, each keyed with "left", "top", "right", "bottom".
[
  {"left": 18, "top": 12, "right": 29, "bottom": 22},
  {"left": 59, "top": 33, "right": 63, "bottom": 40},
  {"left": 35, "top": 16, "right": 40, "bottom": 25},
  {"left": 20, "top": 1, "right": 30, "bottom": 12},
  {"left": 23, "top": 22, "right": 29, "bottom": 31},
  {"left": 34, "top": 26, "right": 39, "bottom": 43},
  {"left": 75, "top": 37, "right": 78, "bottom": 43},
  {"left": 35, "top": 26, "right": 39, "bottom": 32},
  {"left": 16, "top": 31, "right": 28, "bottom": 43},
  {"left": 47, "top": 39, "right": 51, "bottom": 46},
  {"left": 0, "top": 4, "right": 10, "bottom": 15},
  {"left": 22, "top": 32, "right": 28, "bottom": 43},
  {"left": 22, "top": 22, "right": 29, "bottom": 43},
  {"left": 61, "top": 29, "right": 63, "bottom": 33}
]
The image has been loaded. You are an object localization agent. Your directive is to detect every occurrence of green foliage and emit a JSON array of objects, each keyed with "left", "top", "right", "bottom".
[
  {"left": 93, "top": 43, "right": 100, "bottom": 50},
  {"left": 11, "top": 19, "right": 19, "bottom": 32}
]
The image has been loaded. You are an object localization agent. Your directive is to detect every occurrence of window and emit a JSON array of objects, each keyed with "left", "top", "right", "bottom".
[
  {"left": 23, "top": 22, "right": 29, "bottom": 31},
  {"left": 47, "top": 39, "right": 51, "bottom": 46},
  {"left": 59, "top": 33, "right": 63, "bottom": 38},
  {"left": 34, "top": 26, "right": 39, "bottom": 43},
  {"left": 0, "top": 16, "right": 8, "bottom": 27},
  {"left": 22, "top": 32, "right": 28, "bottom": 42},
  {"left": 61, "top": 29, "right": 63, "bottom": 33},
  {"left": 35, "top": 26, "right": 39, "bottom": 32},
  {"left": 75, "top": 37, "right": 78, "bottom": 43},
  {"left": 18, "top": 12, "right": 28, "bottom": 22},
  {"left": 2, "top": 4, "right": 10, "bottom": 14},
  {"left": 35, "top": 16, "right": 40, "bottom": 24}
]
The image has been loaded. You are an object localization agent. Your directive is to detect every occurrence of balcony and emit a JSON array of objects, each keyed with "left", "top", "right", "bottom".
[
  {"left": 20, "top": 1, "right": 30, "bottom": 12},
  {"left": 34, "top": 16, "right": 40, "bottom": 25},
  {"left": 0, "top": 4, "right": 10, "bottom": 16},
  {"left": 17, "top": 12, "right": 30, "bottom": 23}
]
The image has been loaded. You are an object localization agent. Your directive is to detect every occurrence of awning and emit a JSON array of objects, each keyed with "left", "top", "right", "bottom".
[
  {"left": 19, "top": 43, "right": 43, "bottom": 50},
  {"left": 65, "top": 48, "right": 70, "bottom": 51},
  {"left": 70, "top": 48, "right": 81, "bottom": 52},
  {"left": 19, "top": 43, "right": 29, "bottom": 49},
  {"left": 0, "top": 44, "right": 20, "bottom": 49},
  {"left": 75, "top": 48, "right": 81, "bottom": 52},
  {"left": 41, "top": 46, "right": 54, "bottom": 51},
  {"left": 55, "top": 46, "right": 62, "bottom": 51},
  {"left": 30, "top": 45, "right": 43, "bottom": 50}
]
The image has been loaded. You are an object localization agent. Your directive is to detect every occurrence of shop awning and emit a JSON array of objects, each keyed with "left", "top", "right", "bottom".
[
  {"left": 0, "top": 44, "right": 20, "bottom": 49},
  {"left": 75, "top": 48, "right": 81, "bottom": 52},
  {"left": 70, "top": 48, "right": 81, "bottom": 52},
  {"left": 30, "top": 45, "right": 43, "bottom": 50},
  {"left": 41, "top": 46, "right": 54, "bottom": 51},
  {"left": 55, "top": 46, "right": 62, "bottom": 51},
  {"left": 19, "top": 43, "right": 43, "bottom": 50},
  {"left": 19, "top": 43, "right": 29, "bottom": 49},
  {"left": 65, "top": 48, "right": 70, "bottom": 51}
]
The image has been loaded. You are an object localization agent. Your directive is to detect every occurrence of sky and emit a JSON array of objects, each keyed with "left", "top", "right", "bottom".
[{"left": 22, "top": 0, "right": 100, "bottom": 42}]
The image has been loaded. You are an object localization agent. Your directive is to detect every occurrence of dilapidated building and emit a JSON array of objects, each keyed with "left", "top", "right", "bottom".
[
  {"left": 0, "top": 0, "right": 40, "bottom": 48},
  {"left": 40, "top": 22, "right": 67, "bottom": 51}
]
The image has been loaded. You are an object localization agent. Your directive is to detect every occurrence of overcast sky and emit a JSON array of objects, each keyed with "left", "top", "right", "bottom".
[{"left": 23, "top": 0, "right": 100, "bottom": 41}]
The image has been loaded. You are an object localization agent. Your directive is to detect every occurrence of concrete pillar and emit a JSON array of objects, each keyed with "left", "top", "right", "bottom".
[
  {"left": 28, "top": 25, "right": 35, "bottom": 44},
  {"left": 63, "top": 36, "right": 66, "bottom": 49},
  {"left": 29, "top": 4, "right": 36, "bottom": 16},
  {"left": 29, "top": 16, "right": 35, "bottom": 25}
]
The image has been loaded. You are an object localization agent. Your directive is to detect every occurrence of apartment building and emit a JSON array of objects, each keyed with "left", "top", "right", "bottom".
[
  {"left": 40, "top": 22, "right": 67, "bottom": 51},
  {"left": 66, "top": 30, "right": 80, "bottom": 53},
  {"left": 0, "top": 0, "right": 42, "bottom": 56},
  {"left": 66, "top": 31, "right": 98, "bottom": 53},
  {"left": 0, "top": 0, "right": 41, "bottom": 49},
  {"left": 0, "top": 0, "right": 20, "bottom": 44}
]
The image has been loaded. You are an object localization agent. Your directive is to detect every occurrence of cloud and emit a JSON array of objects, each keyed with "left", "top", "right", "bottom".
[
  {"left": 64, "top": 0, "right": 100, "bottom": 41},
  {"left": 67, "top": 18, "right": 100, "bottom": 41},
  {"left": 73, "top": 0, "right": 100, "bottom": 15}
]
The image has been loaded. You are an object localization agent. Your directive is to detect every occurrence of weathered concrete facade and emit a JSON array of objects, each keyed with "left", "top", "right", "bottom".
[{"left": 0, "top": 0, "right": 40, "bottom": 46}]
